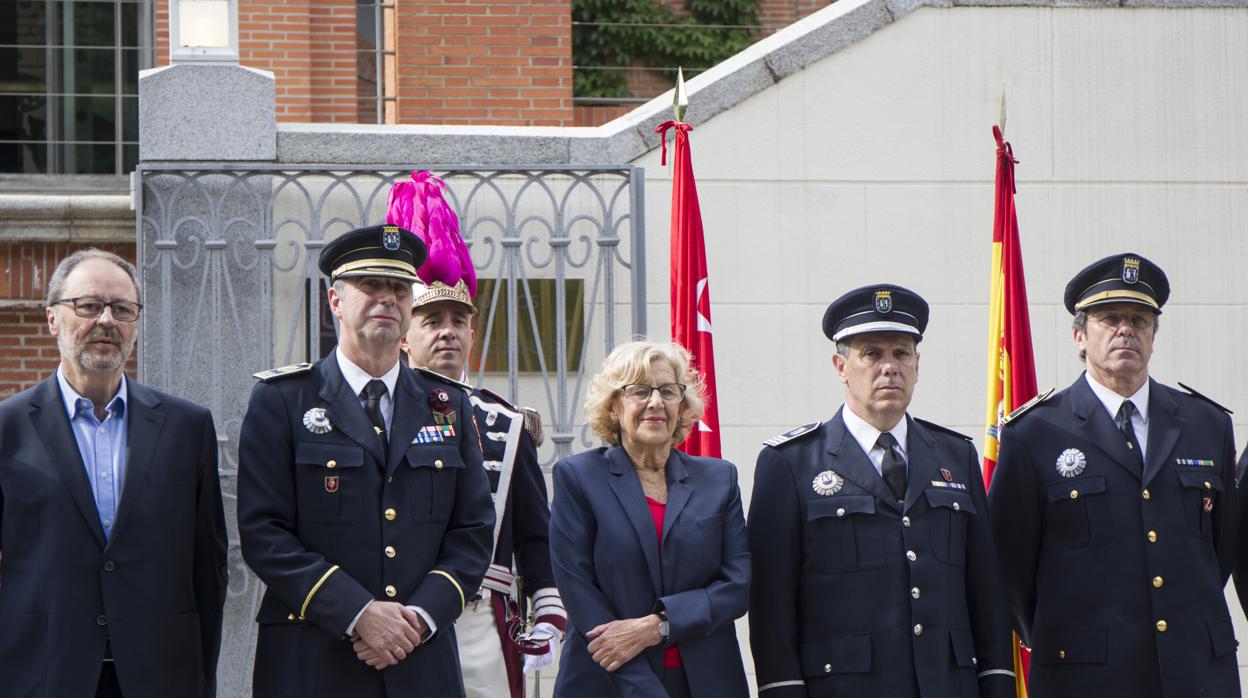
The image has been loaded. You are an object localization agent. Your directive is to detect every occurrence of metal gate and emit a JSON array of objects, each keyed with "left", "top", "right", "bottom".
[{"left": 135, "top": 164, "right": 646, "bottom": 695}]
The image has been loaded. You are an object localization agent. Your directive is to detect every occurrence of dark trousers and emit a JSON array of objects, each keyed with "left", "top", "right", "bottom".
[
  {"left": 96, "top": 662, "right": 123, "bottom": 698},
  {"left": 662, "top": 666, "right": 690, "bottom": 698}
]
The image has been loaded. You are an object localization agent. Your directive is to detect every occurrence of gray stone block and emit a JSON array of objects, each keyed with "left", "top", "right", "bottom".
[
  {"left": 277, "top": 125, "right": 574, "bottom": 166},
  {"left": 140, "top": 64, "right": 276, "bottom": 162},
  {"left": 569, "top": 128, "right": 648, "bottom": 166},
  {"left": 765, "top": 0, "right": 895, "bottom": 79},
  {"left": 885, "top": 0, "right": 950, "bottom": 18}
]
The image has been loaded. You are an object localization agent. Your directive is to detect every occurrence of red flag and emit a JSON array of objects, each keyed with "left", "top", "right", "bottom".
[
  {"left": 656, "top": 120, "right": 721, "bottom": 458},
  {"left": 982, "top": 124, "right": 1037, "bottom": 697}
]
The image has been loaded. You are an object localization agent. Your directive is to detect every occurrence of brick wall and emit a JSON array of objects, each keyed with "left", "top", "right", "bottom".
[
  {"left": 0, "top": 242, "right": 136, "bottom": 399},
  {"left": 394, "top": 0, "right": 573, "bottom": 126}
]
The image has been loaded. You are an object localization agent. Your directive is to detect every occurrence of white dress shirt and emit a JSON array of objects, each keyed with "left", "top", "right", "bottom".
[
  {"left": 1085, "top": 373, "right": 1150, "bottom": 459},
  {"left": 842, "top": 405, "right": 909, "bottom": 476}
]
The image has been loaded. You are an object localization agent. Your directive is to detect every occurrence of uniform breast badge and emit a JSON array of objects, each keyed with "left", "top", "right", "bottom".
[
  {"left": 303, "top": 407, "right": 333, "bottom": 434},
  {"left": 325, "top": 476, "right": 340, "bottom": 493},
  {"left": 429, "top": 388, "right": 456, "bottom": 426},
  {"left": 1204, "top": 497, "right": 1214, "bottom": 513},
  {"left": 940, "top": 467, "right": 953, "bottom": 482},
  {"left": 812, "top": 470, "right": 844, "bottom": 497},
  {"left": 1056, "top": 448, "right": 1087, "bottom": 478}
]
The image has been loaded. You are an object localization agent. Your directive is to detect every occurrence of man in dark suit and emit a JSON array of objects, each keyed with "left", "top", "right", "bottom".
[
  {"left": 748, "top": 284, "right": 1015, "bottom": 698},
  {"left": 237, "top": 224, "right": 495, "bottom": 697},
  {"left": 0, "top": 248, "right": 228, "bottom": 698},
  {"left": 989, "top": 253, "right": 1239, "bottom": 698},
  {"left": 403, "top": 276, "right": 566, "bottom": 698}
]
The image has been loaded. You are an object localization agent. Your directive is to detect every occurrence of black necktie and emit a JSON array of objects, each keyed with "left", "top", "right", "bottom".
[
  {"left": 877, "top": 432, "right": 906, "bottom": 502},
  {"left": 361, "top": 379, "right": 388, "bottom": 451},
  {"left": 1118, "top": 400, "right": 1143, "bottom": 465}
]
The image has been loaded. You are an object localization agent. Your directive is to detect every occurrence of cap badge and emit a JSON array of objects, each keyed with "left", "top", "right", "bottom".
[
  {"left": 941, "top": 467, "right": 953, "bottom": 482},
  {"left": 303, "top": 407, "right": 333, "bottom": 435},
  {"left": 1056, "top": 448, "right": 1087, "bottom": 478},
  {"left": 382, "top": 225, "right": 401, "bottom": 251},
  {"left": 1122, "top": 257, "right": 1140, "bottom": 284},
  {"left": 874, "top": 289, "right": 893, "bottom": 314},
  {"left": 324, "top": 475, "right": 339, "bottom": 493},
  {"left": 812, "top": 470, "right": 844, "bottom": 497}
]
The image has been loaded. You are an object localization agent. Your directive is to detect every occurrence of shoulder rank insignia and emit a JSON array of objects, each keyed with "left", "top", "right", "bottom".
[
  {"left": 763, "top": 422, "right": 821, "bottom": 448},
  {"left": 476, "top": 386, "right": 516, "bottom": 410},
  {"left": 1001, "top": 387, "right": 1056, "bottom": 427},
  {"left": 414, "top": 366, "right": 473, "bottom": 393},
  {"left": 253, "top": 362, "right": 313, "bottom": 381},
  {"left": 519, "top": 406, "right": 545, "bottom": 446},
  {"left": 914, "top": 418, "right": 973, "bottom": 442},
  {"left": 1178, "top": 382, "right": 1233, "bottom": 414}
]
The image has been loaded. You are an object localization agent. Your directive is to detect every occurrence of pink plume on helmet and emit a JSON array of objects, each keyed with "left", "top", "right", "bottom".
[{"left": 386, "top": 171, "right": 477, "bottom": 297}]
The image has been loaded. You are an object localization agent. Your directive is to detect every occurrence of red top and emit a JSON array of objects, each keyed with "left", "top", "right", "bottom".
[{"left": 646, "top": 496, "right": 683, "bottom": 669}]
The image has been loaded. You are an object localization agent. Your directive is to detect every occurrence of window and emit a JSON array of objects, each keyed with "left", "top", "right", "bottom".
[
  {"left": 474, "top": 278, "right": 586, "bottom": 375},
  {"left": 0, "top": 0, "right": 155, "bottom": 174},
  {"left": 355, "top": 0, "right": 395, "bottom": 125}
]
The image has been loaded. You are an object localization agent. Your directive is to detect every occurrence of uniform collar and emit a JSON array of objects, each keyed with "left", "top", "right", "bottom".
[
  {"left": 841, "top": 404, "right": 908, "bottom": 459},
  {"left": 335, "top": 347, "right": 400, "bottom": 399},
  {"left": 1084, "top": 372, "right": 1149, "bottom": 426}
]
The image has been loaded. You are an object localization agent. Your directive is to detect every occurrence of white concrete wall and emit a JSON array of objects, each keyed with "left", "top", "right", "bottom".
[{"left": 630, "top": 6, "right": 1248, "bottom": 693}]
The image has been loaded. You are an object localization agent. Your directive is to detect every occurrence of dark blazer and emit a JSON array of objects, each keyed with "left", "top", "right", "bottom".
[
  {"left": 0, "top": 375, "right": 228, "bottom": 698},
  {"left": 1235, "top": 447, "right": 1248, "bottom": 613},
  {"left": 237, "top": 351, "right": 495, "bottom": 698},
  {"left": 549, "top": 446, "right": 750, "bottom": 698},
  {"left": 989, "top": 375, "right": 1239, "bottom": 698},
  {"left": 748, "top": 410, "right": 1015, "bottom": 698}
]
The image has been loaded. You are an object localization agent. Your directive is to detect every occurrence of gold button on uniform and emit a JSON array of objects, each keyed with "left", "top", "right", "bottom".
[
  {"left": 1204, "top": 481, "right": 1212, "bottom": 490},
  {"left": 385, "top": 585, "right": 397, "bottom": 598},
  {"left": 326, "top": 459, "right": 337, "bottom": 469},
  {"left": 1147, "top": 531, "right": 1157, "bottom": 543},
  {"left": 1058, "top": 650, "right": 1066, "bottom": 660},
  {"left": 384, "top": 508, "right": 397, "bottom": 521},
  {"left": 385, "top": 546, "right": 396, "bottom": 558},
  {"left": 1070, "top": 490, "right": 1079, "bottom": 500},
  {"left": 434, "top": 459, "right": 444, "bottom": 470},
  {"left": 1142, "top": 489, "right": 1150, "bottom": 500},
  {"left": 288, "top": 613, "right": 296, "bottom": 621},
  {"left": 1153, "top": 576, "right": 1163, "bottom": 588},
  {"left": 1156, "top": 620, "right": 1167, "bottom": 632}
]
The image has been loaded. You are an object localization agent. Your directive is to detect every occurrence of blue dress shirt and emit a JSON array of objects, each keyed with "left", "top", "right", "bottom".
[{"left": 57, "top": 367, "right": 128, "bottom": 540}]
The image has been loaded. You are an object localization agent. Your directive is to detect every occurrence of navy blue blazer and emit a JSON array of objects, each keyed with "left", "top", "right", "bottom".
[
  {"left": 0, "top": 376, "right": 228, "bottom": 698},
  {"left": 989, "top": 375, "right": 1239, "bottom": 698},
  {"left": 549, "top": 446, "right": 750, "bottom": 698}
]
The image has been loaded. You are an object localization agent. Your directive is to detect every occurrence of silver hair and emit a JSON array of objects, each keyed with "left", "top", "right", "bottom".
[{"left": 46, "top": 248, "right": 140, "bottom": 307}]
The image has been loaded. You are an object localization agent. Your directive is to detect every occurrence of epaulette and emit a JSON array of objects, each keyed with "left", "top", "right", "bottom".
[
  {"left": 253, "top": 362, "right": 313, "bottom": 381},
  {"left": 519, "top": 406, "right": 545, "bottom": 447},
  {"left": 763, "top": 422, "right": 821, "bottom": 448},
  {"left": 1178, "top": 382, "right": 1233, "bottom": 414},
  {"left": 1001, "top": 387, "right": 1055, "bottom": 427},
  {"left": 414, "top": 366, "right": 472, "bottom": 393},
  {"left": 914, "top": 418, "right": 973, "bottom": 442}
]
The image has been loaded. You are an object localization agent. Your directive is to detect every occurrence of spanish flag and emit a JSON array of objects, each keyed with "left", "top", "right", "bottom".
[{"left": 983, "top": 124, "right": 1037, "bottom": 697}]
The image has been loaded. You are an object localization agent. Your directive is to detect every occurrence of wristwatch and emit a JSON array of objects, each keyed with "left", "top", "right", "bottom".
[{"left": 655, "top": 605, "right": 670, "bottom": 641}]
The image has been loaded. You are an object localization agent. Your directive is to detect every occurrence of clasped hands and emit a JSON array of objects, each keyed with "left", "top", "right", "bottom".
[
  {"left": 586, "top": 613, "right": 664, "bottom": 672},
  {"left": 351, "top": 601, "right": 427, "bottom": 671}
]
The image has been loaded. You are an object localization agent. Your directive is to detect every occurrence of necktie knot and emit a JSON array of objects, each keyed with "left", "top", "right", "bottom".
[
  {"left": 876, "top": 432, "right": 898, "bottom": 451},
  {"left": 363, "top": 379, "right": 387, "bottom": 402}
]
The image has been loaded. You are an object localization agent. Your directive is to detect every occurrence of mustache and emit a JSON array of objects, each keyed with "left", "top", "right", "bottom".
[{"left": 86, "top": 326, "right": 122, "bottom": 344}]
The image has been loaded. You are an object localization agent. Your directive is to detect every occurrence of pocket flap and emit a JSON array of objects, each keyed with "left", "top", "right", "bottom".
[
  {"left": 1045, "top": 475, "right": 1106, "bottom": 503},
  {"left": 295, "top": 442, "right": 365, "bottom": 469},
  {"left": 924, "top": 488, "right": 977, "bottom": 514},
  {"left": 949, "top": 628, "right": 976, "bottom": 668},
  {"left": 406, "top": 443, "right": 465, "bottom": 470},
  {"left": 1208, "top": 619, "right": 1237, "bottom": 658},
  {"left": 808, "top": 495, "right": 875, "bottom": 521},
  {"left": 1177, "top": 466, "right": 1222, "bottom": 492},
  {"left": 1034, "top": 627, "right": 1107, "bottom": 664},
  {"left": 799, "top": 632, "right": 871, "bottom": 676}
]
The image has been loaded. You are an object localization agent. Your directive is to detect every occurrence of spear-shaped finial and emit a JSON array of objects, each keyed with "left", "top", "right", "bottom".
[
  {"left": 998, "top": 81, "right": 1007, "bottom": 136},
  {"left": 674, "top": 66, "right": 688, "bottom": 124}
]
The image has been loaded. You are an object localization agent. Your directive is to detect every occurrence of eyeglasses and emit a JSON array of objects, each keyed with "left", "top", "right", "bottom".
[
  {"left": 1089, "top": 311, "right": 1154, "bottom": 331},
  {"left": 619, "top": 383, "right": 686, "bottom": 403},
  {"left": 52, "top": 296, "right": 143, "bottom": 322}
]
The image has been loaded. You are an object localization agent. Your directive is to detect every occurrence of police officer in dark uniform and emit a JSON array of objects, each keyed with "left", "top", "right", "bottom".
[
  {"left": 989, "top": 253, "right": 1240, "bottom": 698},
  {"left": 237, "top": 224, "right": 495, "bottom": 698},
  {"left": 748, "top": 285, "right": 1015, "bottom": 698},
  {"left": 403, "top": 274, "right": 566, "bottom": 698}
]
